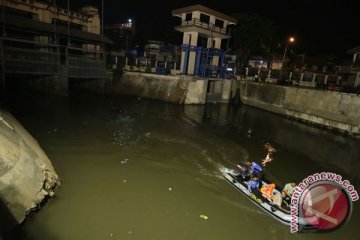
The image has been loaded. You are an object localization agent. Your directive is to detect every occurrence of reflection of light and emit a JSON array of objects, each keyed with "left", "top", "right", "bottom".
[{"left": 226, "top": 68, "right": 233, "bottom": 71}]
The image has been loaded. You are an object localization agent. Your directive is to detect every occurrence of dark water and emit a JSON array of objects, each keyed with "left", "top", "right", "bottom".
[{"left": 4, "top": 90, "right": 360, "bottom": 240}]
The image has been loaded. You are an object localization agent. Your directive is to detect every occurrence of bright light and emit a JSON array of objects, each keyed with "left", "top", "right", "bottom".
[
  {"left": 289, "top": 37, "right": 295, "bottom": 43},
  {"left": 128, "top": 18, "right": 132, "bottom": 23},
  {"left": 226, "top": 68, "right": 233, "bottom": 71}
]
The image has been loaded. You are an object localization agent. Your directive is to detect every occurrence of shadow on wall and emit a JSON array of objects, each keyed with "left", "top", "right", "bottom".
[{"left": 0, "top": 197, "right": 17, "bottom": 239}]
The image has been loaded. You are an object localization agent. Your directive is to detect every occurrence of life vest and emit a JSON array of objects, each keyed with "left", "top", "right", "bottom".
[{"left": 260, "top": 183, "right": 275, "bottom": 200}]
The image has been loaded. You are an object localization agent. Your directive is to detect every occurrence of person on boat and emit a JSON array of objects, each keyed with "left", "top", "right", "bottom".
[
  {"left": 273, "top": 191, "right": 290, "bottom": 212},
  {"left": 262, "top": 143, "right": 277, "bottom": 166},
  {"left": 248, "top": 176, "right": 263, "bottom": 199},
  {"left": 283, "top": 182, "right": 296, "bottom": 203},
  {"left": 260, "top": 183, "right": 276, "bottom": 201},
  {"left": 245, "top": 161, "right": 263, "bottom": 179},
  {"left": 283, "top": 182, "right": 296, "bottom": 197}
]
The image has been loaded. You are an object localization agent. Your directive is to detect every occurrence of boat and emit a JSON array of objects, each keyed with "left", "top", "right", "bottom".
[{"left": 224, "top": 163, "right": 315, "bottom": 230}]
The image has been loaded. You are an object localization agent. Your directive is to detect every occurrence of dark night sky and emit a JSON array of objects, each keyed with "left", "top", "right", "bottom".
[{"left": 58, "top": 0, "right": 359, "bottom": 58}]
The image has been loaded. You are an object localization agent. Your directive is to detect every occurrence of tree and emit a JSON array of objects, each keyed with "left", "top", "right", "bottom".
[{"left": 231, "top": 14, "right": 279, "bottom": 69}]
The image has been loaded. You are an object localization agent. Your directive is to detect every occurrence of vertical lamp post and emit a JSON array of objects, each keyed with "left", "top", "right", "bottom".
[
  {"left": 282, "top": 37, "right": 295, "bottom": 69},
  {"left": 125, "top": 18, "right": 132, "bottom": 57}
]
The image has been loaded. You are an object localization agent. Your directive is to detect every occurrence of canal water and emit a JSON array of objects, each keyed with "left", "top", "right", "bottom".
[{"left": 5, "top": 90, "right": 360, "bottom": 240}]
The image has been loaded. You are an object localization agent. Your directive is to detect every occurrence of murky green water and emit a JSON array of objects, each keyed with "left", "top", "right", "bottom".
[{"left": 5, "top": 91, "right": 360, "bottom": 240}]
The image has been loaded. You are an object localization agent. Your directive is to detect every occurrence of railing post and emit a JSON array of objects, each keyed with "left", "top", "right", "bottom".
[
  {"left": 125, "top": 57, "right": 128, "bottom": 67},
  {"left": 135, "top": 58, "right": 138, "bottom": 66},
  {"left": 312, "top": 73, "right": 316, "bottom": 83},
  {"left": 174, "top": 62, "right": 176, "bottom": 70},
  {"left": 300, "top": 73, "right": 304, "bottom": 81},
  {"left": 165, "top": 61, "right": 167, "bottom": 69},
  {"left": 289, "top": 72, "right": 293, "bottom": 80},
  {"left": 155, "top": 60, "right": 157, "bottom": 68},
  {"left": 267, "top": 70, "right": 271, "bottom": 80}
]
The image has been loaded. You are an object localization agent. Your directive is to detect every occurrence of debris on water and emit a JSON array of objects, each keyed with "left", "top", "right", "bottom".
[
  {"left": 168, "top": 187, "right": 172, "bottom": 191},
  {"left": 123, "top": 180, "right": 127, "bottom": 183},
  {"left": 246, "top": 128, "right": 252, "bottom": 138},
  {"left": 110, "top": 233, "right": 113, "bottom": 237},
  {"left": 53, "top": 128, "right": 58, "bottom": 132},
  {"left": 145, "top": 132, "right": 151, "bottom": 137},
  {"left": 128, "top": 230, "right": 132, "bottom": 234},
  {"left": 200, "top": 214, "right": 208, "bottom": 220},
  {"left": 120, "top": 159, "right": 129, "bottom": 164}
]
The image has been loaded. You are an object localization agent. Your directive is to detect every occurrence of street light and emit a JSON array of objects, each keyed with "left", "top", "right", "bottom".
[{"left": 282, "top": 37, "right": 295, "bottom": 69}]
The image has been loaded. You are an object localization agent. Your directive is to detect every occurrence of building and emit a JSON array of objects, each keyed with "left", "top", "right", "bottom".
[
  {"left": 172, "top": 4, "right": 237, "bottom": 76},
  {"left": 345, "top": 46, "right": 360, "bottom": 87},
  {"left": 0, "top": 0, "right": 112, "bottom": 96},
  {"left": 144, "top": 40, "right": 180, "bottom": 62}
]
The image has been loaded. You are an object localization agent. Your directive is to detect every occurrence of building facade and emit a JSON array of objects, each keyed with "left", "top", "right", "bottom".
[
  {"left": 0, "top": 0, "right": 112, "bottom": 95},
  {"left": 172, "top": 4, "right": 237, "bottom": 76}
]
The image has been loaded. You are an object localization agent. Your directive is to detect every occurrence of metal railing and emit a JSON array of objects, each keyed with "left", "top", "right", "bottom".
[
  {"left": 1, "top": 38, "right": 60, "bottom": 75},
  {"left": 242, "top": 67, "right": 360, "bottom": 94},
  {"left": 180, "top": 18, "right": 226, "bottom": 34},
  {"left": 0, "top": 37, "right": 106, "bottom": 79}
]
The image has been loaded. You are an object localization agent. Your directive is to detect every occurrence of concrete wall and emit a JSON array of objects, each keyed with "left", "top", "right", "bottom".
[
  {"left": 112, "top": 71, "right": 209, "bottom": 104},
  {"left": 28, "top": 67, "right": 69, "bottom": 96},
  {"left": 0, "top": 110, "right": 59, "bottom": 235},
  {"left": 235, "top": 81, "right": 360, "bottom": 137}
]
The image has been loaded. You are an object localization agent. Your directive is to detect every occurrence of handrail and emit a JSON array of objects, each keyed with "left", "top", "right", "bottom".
[{"left": 180, "top": 18, "right": 226, "bottom": 34}]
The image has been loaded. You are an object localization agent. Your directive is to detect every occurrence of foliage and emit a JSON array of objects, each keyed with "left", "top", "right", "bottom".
[{"left": 231, "top": 14, "right": 279, "bottom": 68}]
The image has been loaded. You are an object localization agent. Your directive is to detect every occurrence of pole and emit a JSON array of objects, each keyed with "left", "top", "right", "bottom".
[
  {"left": 1, "top": 0, "right": 6, "bottom": 36},
  {"left": 67, "top": 0, "right": 70, "bottom": 46},
  {"left": 53, "top": 0, "right": 57, "bottom": 44},
  {"left": 101, "top": 0, "right": 104, "bottom": 51},
  {"left": 282, "top": 43, "right": 288, "bottom": 69}
]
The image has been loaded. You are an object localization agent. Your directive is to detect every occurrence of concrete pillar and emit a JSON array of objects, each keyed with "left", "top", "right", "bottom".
[
  {"left": 221, "top": 79, "right": 232, "bottom": 103},
  {"left": 354, "top": 72, "right": 360, "bottom": 87},
  {"left": 187, "top": 32, "right": 199, "bottom": 75},
  {"left": 212, "top": 38, "right": 222, "bottom": 67}
]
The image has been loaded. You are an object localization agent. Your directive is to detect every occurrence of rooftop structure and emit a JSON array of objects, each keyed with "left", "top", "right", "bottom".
[{"left": 172, "top": 4, "right": 237, "bottom": 75}]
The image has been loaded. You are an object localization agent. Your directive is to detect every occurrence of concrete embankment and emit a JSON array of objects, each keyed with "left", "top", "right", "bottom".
[
  {"left": 112, "top": 71, "right": 208, "bottom": 104},
  {"left": 234, "top": 81, "right": 360, "bottom": 137},
  {"left": 0, "top": 110, "right": 59, "bottom": 235}
]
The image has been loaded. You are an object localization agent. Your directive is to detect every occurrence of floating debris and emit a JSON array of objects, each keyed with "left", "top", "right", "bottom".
[
  {"left": 200, "top": 214, "right": 208, "bottom": 220},
  {"left": 168, "top": 187, "right": 172, "bottom": 191},
  {"left": 120, "top": 159, "right": 129, "bottom": 164}
]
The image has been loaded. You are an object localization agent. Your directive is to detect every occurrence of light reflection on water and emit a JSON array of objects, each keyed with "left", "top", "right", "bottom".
[{"left": 5, "top": 91, "right": 360, "bottom": 240}]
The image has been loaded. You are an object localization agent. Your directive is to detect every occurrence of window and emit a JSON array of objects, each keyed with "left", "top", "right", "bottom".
[
  {"left": 185, "top": 12, "right": 192, "bottom": 21},
  {"left": 215, "top": 19, "right": 224, "bottom": 28},
  {"left": 200, "top": 13, "right": 210, "bottom": 23},
  {"left": 197, "top": 36, "right": 207, "bottom": 48}
]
